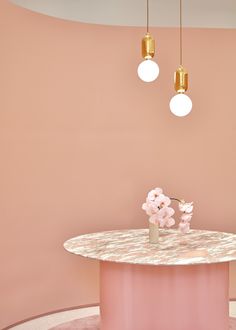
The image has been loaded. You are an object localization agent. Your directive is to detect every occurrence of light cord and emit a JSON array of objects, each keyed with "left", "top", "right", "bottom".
[
  {"left": 180, "top": 0, "right": 183, "bottom": 66},
  {"left": 147, "top": 0, "right": 149, "bottom": 33}
]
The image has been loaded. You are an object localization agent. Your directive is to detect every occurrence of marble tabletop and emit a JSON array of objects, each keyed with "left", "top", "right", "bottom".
[{"left": 64, "top": 229, "right": 236, "bottom": 266}]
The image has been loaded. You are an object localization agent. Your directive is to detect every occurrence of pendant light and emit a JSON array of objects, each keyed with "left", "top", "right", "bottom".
[
  {"left": 137, "top": 0, "right": 159, "bottom": 82},
  {"left": 170, "top": 0, "right": 192, "bottom": 117}
]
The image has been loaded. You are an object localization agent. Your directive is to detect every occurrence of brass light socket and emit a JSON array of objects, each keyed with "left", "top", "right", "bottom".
[
  {"left": 142, "top": 33, "right": 155, "bottom": 59},
  {"left": 174, "top": 66, "right": 188, "bottom": 93}
]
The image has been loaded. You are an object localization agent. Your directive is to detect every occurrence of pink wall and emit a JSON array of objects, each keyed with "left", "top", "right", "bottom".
[{"left": 1, "top": 1, "right": 236, "bottom": 328}]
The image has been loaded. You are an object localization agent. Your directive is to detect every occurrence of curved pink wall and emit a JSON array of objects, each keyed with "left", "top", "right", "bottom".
[{"left": 1, "top": 1, "right": 236, "bottom": 328}]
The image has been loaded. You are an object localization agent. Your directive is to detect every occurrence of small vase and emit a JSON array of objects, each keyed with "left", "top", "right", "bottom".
[{"left": 149, "top": 221, "right": 159, "bottom": 244}]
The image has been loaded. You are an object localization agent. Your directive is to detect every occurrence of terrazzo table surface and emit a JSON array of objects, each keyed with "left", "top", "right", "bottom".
[
  {"left": 64, "top": 228, "right": 236, "bottom": 265},
  {"left": 64, "top": 229, "right": 236, "bottom": 265}
]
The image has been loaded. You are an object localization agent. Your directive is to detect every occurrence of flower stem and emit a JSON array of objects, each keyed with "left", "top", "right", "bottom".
[{"left": 170, "top": 197, "right": 182, "bottom": 203}]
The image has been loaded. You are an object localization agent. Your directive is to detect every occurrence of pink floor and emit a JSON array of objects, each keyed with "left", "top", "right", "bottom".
[
  {"left": 49, "top": 315, "right": 99, "bottom": 330},
  {"left": 49, "top": 315, "right": 236, "bottom": 330}
]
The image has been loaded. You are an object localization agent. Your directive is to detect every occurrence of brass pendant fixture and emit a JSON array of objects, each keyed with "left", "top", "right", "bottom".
[
  {"left": 174, "top": 66, "right": 188, "bottom": 93},
  {"left": 169, "top": 0, "right": 192, "bottom": 117},
  {"left": 142, "top": 32, "right": 155, "bottom": 59},
  {"left": 137, "top": 0, "right": 159, "bottom": 82}
]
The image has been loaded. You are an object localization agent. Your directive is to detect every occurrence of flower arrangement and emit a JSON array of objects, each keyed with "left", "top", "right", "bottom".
[{"left": 142, "top": 187, "right": 193, "bottom": 234}]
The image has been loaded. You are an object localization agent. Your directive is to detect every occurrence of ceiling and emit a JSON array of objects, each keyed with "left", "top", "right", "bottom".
[{"left": 10, "top": 0, "right": 236, "bottom": 29}]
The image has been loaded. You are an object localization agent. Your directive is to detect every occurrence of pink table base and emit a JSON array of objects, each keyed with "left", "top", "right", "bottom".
[{"left": 100, "top": 261, "right": 229, "bottom": 330}]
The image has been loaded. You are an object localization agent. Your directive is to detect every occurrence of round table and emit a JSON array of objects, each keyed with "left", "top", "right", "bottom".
[{"left": 64, "top": 229, "right": 236, "bottom": 330}]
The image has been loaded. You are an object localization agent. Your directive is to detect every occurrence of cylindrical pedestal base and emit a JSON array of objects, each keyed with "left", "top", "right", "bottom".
[{"left": 100, "top": 261, "right": 229, "bottom": 330}]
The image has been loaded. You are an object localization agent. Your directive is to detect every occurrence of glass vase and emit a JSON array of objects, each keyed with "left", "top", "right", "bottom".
[{"left": 149, "top": 221, "right": 159, "bottom": 243}]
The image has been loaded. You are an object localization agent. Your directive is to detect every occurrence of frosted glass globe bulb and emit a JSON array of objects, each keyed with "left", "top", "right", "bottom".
[
  {"left": 137, "top": 59, "right": 159, "bottom": 82},
  {"left": 169, "top": 93, "right": 192, "bottom": 117}
]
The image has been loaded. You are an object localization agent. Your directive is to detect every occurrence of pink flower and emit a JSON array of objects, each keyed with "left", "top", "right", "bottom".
[
  {"left": 179, "top": 221, "right": 190, "bottom": 233},
  {"left": 148, "top": 207, "right": 175, "bottom": 227},
  {"left": 154, "top": 187, "right": 163, "bottom": 195},
  {"left": 147, "top": 187, "right": 163, "bottom": 202},
  {"left": 142, "top": 201, "right": 158, "bottom": 216},
  {"left": 142, "top": 202, "right": 148, "bottom": 211},
  {"left": 165, "top": 217, "right": 175, "bottom": 228},
  {"left": 149, "top": 214, "right": 159, "bottom": 224},
  {"left": 181, "top": 213, "right": 193, "bottom": 222},
  {"left": 157, "top": 207, "right": 175, "bottom": 228},
  {"left": 155, "top": 194, "right": 171, "bottom": 208},
  {"left": 179, "top": 201, "right": 193, "bottom": 213}
]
